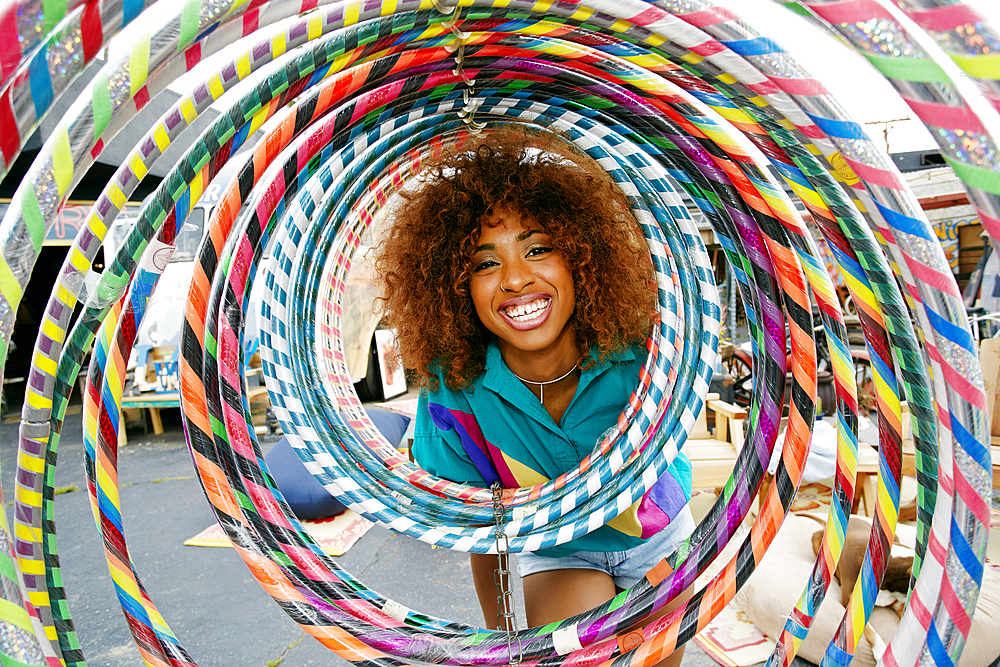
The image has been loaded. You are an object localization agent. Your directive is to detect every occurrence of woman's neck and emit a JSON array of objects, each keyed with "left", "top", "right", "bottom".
[
  {"left": 497, "top": 335, "right": 581, "bottom": 425},
  {"left": 497, "top": 338, "right": 580, "bottom": 384}
]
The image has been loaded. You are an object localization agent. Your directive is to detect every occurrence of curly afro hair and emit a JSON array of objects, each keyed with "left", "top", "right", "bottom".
[{"left": 375, "top": 126, "right": 657, "bottom": 391}]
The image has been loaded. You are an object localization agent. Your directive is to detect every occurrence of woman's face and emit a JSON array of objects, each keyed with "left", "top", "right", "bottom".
[{"left": 469, "top": 209, "right": 576, "bottom": 365}]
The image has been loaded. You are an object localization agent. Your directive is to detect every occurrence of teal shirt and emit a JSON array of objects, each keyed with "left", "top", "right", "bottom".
[{"left": 413, "top": 342, "right": 692, "bottom": 556}]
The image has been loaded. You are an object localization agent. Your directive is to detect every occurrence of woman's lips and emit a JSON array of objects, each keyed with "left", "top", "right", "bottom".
[{"left": 499, "top": 293, "right": 552, "bottom": 331}]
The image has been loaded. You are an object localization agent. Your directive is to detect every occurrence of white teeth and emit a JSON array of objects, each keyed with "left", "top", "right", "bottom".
[{"left": 505, "top": 298, "right": 548, "bottom": 321}]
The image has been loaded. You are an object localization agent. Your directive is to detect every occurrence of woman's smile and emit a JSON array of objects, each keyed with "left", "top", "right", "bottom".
[
  {"left": 499, "top": 293, "right": 552, "bottom": 330},
  {"left": 469, "top": 209, "right": 577, "bottom": 374}
]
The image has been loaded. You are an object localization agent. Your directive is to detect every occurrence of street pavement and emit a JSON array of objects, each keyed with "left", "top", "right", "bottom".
[
  {"left": 0, "top": 403, "right": 803, "bottom": 667},
  {"left": 0, "top": 405, "right": 494, "bottom": 666}
]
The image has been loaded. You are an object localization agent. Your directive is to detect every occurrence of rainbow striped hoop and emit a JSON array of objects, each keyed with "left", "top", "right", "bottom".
[{"left": 0, "top": 0, "right": 994, "bottom": 665}]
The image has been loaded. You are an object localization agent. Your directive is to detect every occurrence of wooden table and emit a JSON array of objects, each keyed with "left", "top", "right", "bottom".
[
  {"left": 854, "top": 402, "right": 909, "bottom": 516},
  {"left": 120, "top": 391, "right": 181, "bottom": 438},
  {"left": 120, "top": 386, "right": 268, "bottom": 442},
  {"left": 992, "top": 436, "right": 1000, "bottom": 490}
]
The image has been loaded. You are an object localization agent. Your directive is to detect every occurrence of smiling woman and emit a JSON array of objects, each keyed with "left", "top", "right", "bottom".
[
  {"left": 376, "top": 126, "right": 658, "bottom": 391},
  {"left": 375, "top": 125, "right": 695, "bottom": 667},
  {"left": 469, "top": 210, "right": 578, "bottom": 395}
]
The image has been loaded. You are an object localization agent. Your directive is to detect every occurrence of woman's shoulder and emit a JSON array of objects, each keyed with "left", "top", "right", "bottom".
[
  {"left": 422, "top": 341, "right": 500, "bottom": 396},
  {"left": 422, "top": 357, "right": 486, "bottom": 403},
  {"left": 575, "top": 340, "right": 645, "bottom": 400},
  {"left": 615, "top": 340, "right": 646, "bottom": 361},
  {"left": 589, "top": 340, "right": 645, "bottom": 369}
]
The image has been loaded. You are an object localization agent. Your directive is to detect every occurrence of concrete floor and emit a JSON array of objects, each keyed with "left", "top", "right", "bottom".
[{"left": 0, "top": 399, "right": 816, "bottom": 667}]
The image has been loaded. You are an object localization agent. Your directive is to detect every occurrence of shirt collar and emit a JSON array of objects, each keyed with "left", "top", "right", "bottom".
[{"left": 481, "top": 339, "right": 637, "bottom": 402}]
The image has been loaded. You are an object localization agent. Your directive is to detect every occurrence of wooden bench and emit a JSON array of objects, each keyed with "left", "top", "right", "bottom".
[
  {"left": 121, "top": 346, "right": 270, "bottom": 443},
  {"left": 686, "top": 393, "right": 748, "bottom": 492},
  {"left": 993, "top": 439, "right": 1000, "bottom": 490},
  {"left": 121, "top": 391, "right": 181, "bottom": 437},
  {"left": 738, "top": 336, "right": 1000, "bottom": 516},
  {"left": 853, "top": 394, "right": 1000, "bottom": 516}
]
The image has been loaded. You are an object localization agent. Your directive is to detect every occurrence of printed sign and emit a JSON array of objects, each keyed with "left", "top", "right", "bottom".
[{"left": 375, "top": 329, "right": 407, "bottom": 400}]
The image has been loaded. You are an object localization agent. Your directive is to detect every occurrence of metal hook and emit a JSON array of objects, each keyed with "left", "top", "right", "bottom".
[
  {"left": 447, "top": 23, "right": 471, "bottom": 40},
  {"left": 465, "top": 117, "right": 487, "bottom": 131},
  {"left": 450, "top": 42, "right": 476, "bottom": 86},
  {"left": 441, "top": 6, "right": 468, "bottom": 37},
  {"left": 452, "top": 66, "right": 476, "bottom": 87},
  {"left": 458, "top": 91, "right": 486, "bottom": 131},
  {"left": 429, "top": 0, "right": 456, "bottom": 15},
  {"left": 442, "top": 6, "right": 470, "bottom": 54}
]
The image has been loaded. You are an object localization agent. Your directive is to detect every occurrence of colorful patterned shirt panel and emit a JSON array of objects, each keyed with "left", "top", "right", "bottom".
[{"left": 412, "top": 342, "right": 692, "bottom": 557}]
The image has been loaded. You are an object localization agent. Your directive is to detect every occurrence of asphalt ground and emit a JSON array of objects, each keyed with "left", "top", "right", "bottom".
[
  {"left": 0, "top": 405, "right": 493, "bottom": 666},
  {"left": 0, "top": 403, "right": 814, "bottom": 667}
]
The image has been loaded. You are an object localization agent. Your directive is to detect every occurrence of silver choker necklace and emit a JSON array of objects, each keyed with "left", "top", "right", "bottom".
[{"left": 509, "top": 365, "right": 578, "bottom": 403}]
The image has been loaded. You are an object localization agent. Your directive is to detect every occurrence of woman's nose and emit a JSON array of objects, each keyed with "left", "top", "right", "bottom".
[{"left": 501, "top": 259, "right": 534, "bottom": 292}]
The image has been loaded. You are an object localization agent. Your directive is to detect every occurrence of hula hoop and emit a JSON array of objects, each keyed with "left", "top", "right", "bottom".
[{"left": 0, "top": 0, "right": 993, "bottom": 665}]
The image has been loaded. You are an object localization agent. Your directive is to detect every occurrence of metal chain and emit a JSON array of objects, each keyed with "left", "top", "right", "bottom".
[
  {"left": 490, "top": 481, "right": 521, "bottom": 665},
  {"left": 430, "top": 1, "right": 485, "bottom": 130}
]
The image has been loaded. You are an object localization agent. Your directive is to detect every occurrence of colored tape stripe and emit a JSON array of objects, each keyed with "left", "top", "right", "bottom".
[
  {"left": 943, "top": 155, "right": 1000, "bottom": 196},
  {"left": 863, "top": 52, "right": 949, "bottom": 84},
  {"left": 905, "top": 5, "right": 983, "bottom": 32},
  {"left": 0, "top": 5, "right": 21, "bottom": 82},
  {"left": 721, "top": 37, "right": 784, "bottom": 57},
  {"left": 900, "top": 96, "right": 987, "bottom": 134},
  {"left": 28, "top": 46, "right": 53, "bottom": 118},
  {"left": 950, "top": 53, "right": 1000, "bottom": 81}
]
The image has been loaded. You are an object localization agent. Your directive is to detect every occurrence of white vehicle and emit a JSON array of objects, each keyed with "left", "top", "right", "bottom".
[{"left": 105, "top": 164, "right": 394, "bottom": 400}]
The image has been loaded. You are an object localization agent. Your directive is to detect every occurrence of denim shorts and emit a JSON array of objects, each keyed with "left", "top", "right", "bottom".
[{"left": 516, "top": 506, "right": 695, "bottom": 589}]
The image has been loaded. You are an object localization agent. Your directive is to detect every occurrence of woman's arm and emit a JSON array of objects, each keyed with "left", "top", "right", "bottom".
[
  {"left": 418, "top": 396, "right": 508, "bottom": 628},
  {"left": 411, "top": 392, "right": 490, "bottom": 483}
]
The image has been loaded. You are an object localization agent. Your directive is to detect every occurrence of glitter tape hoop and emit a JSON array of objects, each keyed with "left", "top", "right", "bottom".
[
  {"left": 0, "top": 0, "right": 994, "bottom": 665},
  {"left": 94, "top": 57, "right": 796, "bottom": 664}
]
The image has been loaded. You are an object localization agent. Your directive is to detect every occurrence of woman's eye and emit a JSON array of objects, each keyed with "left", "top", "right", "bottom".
[
  {"left": 527, "top": 246, "right": 553, "bottom": 257},
  {"left": 473, "top": 259, "right": 498, "bottom": 272}
]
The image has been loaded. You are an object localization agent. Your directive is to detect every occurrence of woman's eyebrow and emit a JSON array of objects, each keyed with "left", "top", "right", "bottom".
[{"left": 474, "top": 229, "right": 546, "bottom": 252}]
